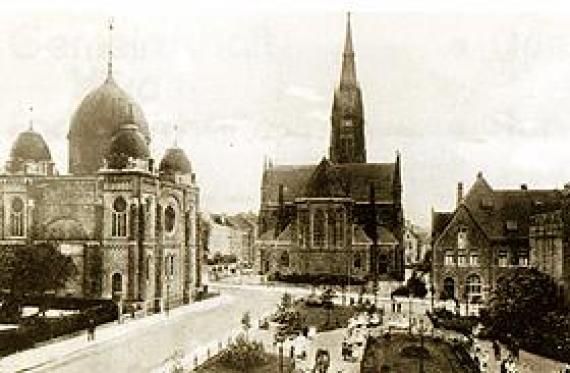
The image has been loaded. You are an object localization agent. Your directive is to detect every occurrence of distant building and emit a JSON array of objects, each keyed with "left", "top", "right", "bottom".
[
  {"left": 0, "top": 42, "right": 200, "bottom": 313},
  {"left": 403, "top": 220, "right": 429, "bottom": 280},
  {"left": 256, "top": 15, "right": 404, "bottom": 282},
  {"left": 201, "top": 212, "right": 258, "bottom": 265},
  {"left": 226, "top": 214, "right": 258, "bottom": 265},
  {"left": 432, "top": 172, "right": 569, "bottom": 313}
]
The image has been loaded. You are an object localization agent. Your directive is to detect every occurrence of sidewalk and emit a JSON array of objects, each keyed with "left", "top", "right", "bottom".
[
  {"left": 0, "top": 295, "right": 230, "bottom": 373},
  {"left": 474, "top": 339, "right": 566, "bottom": 373}
]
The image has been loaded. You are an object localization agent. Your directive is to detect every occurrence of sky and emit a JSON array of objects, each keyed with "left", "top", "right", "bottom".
[{"left": 2, "top": 1, "right": 570, "bottom": 227}]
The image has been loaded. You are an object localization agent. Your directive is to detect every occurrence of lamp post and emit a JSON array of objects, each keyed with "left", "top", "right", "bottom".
[
  {"left": 166, "top": 282, "right": 170, "bottom": 316},
  {"left": 418, "top": 319, "right": 426, "bottom": 373},
  {"left": 275, "top": 333, "right": 285, "bottom": 373},
  {"left": 408, "top": 292, "right": 413, "bottom": 335}
]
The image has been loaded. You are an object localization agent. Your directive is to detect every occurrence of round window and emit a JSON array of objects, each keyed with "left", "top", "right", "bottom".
[
  {"left": 113, "top": 196, "right": 127, "bottom": 212},
  {"left": 165, "top": 205, "right": 176, "bottom": 233},
  {"left": 11, "top": 198, "right": 24, "bottom": 213}
]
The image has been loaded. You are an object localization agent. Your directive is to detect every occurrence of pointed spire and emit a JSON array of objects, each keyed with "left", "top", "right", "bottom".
[
  {"left": 340, "top": 12, "right": 357, "bottom": 87},
  {"left": 344, "top": 12, "right": 353, "bottom": 55},
  {"left": 28, "top": 105, "right": 34, "bottom": 131},
  {"left": 106, "top": 17, "right": 114, "bottom": 81}
]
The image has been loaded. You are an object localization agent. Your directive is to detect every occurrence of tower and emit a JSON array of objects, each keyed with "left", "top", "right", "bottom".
[{"left": 330, "top": 13, "right": 366, "bottom": 164}]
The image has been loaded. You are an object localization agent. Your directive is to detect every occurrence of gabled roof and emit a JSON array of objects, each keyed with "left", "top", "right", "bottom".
[
  {"left": 261, "top": 162, "right": 396, "bottom": 204},
  {"left": 432, "top": 211, "right": 453, "bottom": 242},
  {"left": 434, "top": 173, "right": 562, "bottom": 243}
]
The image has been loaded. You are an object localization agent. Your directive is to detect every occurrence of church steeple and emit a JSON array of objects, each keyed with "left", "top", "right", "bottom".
[
  {"left": 340, "top": 12, "right": 357, "bottom": 88},
  {"left": 330, "top": 12, "right": 366, "bottom": 164}
]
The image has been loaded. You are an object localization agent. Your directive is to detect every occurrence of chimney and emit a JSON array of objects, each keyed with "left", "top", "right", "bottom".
[
  {"left": 457, "top": 182, "right": 464, "bottom": 207},
  {"left": 521, "top": 184, "right": 528, "bottom": 191}
]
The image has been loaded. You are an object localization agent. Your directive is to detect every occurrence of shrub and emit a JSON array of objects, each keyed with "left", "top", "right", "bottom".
[
  {"left": 400, "top": 345, "right": 430, "bottom": 359},
  {"left": 218, "top": 334, "right": 267, "bottom": 371}
]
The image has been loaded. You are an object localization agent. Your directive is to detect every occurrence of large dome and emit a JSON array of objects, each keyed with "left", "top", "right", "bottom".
[
  {"left": 106, "top": 123, "right": 150, "bottom": 169},
  {"left": 10, "top": 129, "right": 52, "bottom": 162},
  {"left": 68, "top": 77, "right": 150, "bottom": 175},
  {"left": 159, "top": 147, "right": 192, "bottom": 175}
]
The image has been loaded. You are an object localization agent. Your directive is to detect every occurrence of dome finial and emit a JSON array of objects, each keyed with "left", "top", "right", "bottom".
[
  {"left": 106, "top": 17, "right": 114, "bottom": 81},
  {"left": 174, "top": 122, "right": 178, "bottom": 147},
  {"left": 28, "top": 105, "right": 34, "bottom": 131}
]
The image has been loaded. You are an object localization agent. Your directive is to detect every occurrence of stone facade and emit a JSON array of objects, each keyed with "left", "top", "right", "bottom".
[
  {"left": 432, "top": 173, "right": 569, "bottom": 310},
  {"left": 256, "top": 15, "right": 404, "bottom": 282},
  {"left": 1, "top": 52, "right": 201, "bottom": 314}
]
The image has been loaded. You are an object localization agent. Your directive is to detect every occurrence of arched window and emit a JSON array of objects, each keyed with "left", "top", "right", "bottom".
[
  {"left": 165, "top": 205, "right": 176, "bottom": 233},
  {"left": 443, "top": 277, "right": 455, "bottom": 300},
  {"left": 466, "top": 274, "right": 482, "bottom": 303},
  {"left": 336, "top": 208, "right": 344, "bottom": 248},
  {"left": 112, "top": 196, "right": 128, "bottom": 237},
  {"left": 10, "top": 197, "right": 25, "bottom": 237},
  {"left": 313, "top": 209, "right": 325, "bottom": 248},
  {"left": 280, "top": 252, "right": 290, "bottom": 267}
]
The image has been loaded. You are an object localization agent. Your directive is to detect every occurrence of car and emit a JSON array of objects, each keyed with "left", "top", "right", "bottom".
[
  {"left": 368, "top": 313, "right": 381, "bottom": 327},
  {"left": 305, "top": 294, "right": 323, "bottom": 307}
]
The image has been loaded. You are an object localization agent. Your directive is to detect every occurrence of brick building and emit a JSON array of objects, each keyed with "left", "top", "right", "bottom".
[
  {"left": 432, "top": 172, "right": 569, "bottom": 312},
  {"left": 0, "top": 42, "right": 200, "bottom": 313},
  {"left": 256, "top": 14, "right": 404, "bottom": 282}
]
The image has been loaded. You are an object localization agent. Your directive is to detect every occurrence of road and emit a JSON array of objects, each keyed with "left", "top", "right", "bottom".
[{"left": 30, "top": 286, "right": 284, "bottom": 373}]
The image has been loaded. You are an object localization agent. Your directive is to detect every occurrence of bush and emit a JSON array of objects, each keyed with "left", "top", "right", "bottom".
[
  {"left": 0, "top": 300, "right": 117, "bottom": 358},
  {"left": 400, "top": 345, "right": 430, "bottom": 359},
  {"left": 391, "top": 286, "right": 409, "bottom": 297},
  {"left": 218, "top": 334, "right": 267, "bottom": 371}
]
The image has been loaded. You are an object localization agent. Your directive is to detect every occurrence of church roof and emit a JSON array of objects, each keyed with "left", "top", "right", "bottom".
[
  {"left": 261, "top": 162, "right": 397, "bottom": 204},
  {"left": 10, "top": 129, "right": 52, "bottom": 162}
]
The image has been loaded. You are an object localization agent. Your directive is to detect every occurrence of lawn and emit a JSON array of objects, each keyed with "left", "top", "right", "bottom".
[
  {"left": 194, "top": 352, "right": 293, "bottom": 373},
  {"left": 294, "top": 303, "right": 358, "bottom": 332},
  {"left": 361, "top": 334, "right": 473, "bottom": 373}
]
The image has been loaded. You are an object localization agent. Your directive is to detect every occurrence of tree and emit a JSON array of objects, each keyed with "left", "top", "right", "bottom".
[
  {"left": 241, "top": 311, "right": 251, "bottom": 339},
  {"left": 406, "top": 273, "right": 428, "bottom": 299},
  {"left": 482, "top": 268, "right": 569, "bottom": 362},
  {"left": 0, "top": 243, "right": 77, "bottom": 314},
  {"left": 484, "top": 268, "right": 559, "bottom": 339}
]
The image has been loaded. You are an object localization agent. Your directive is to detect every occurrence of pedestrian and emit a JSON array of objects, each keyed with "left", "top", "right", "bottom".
[
  {"left": 493, "top": 339, "right": 501, "bottom": 360},
  {"left": 87, "top": 317, "right": 96, "bottom": 341}
]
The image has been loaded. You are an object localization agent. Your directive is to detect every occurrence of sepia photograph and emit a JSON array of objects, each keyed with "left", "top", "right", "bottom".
[{"left": 0, "top": 0, "right": 568, "bottom": 372}]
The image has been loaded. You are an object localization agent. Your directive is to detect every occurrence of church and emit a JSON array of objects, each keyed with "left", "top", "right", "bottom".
[
  {"left": 0, "top": 29, "right": 201, "bottom": 313},
  {"left": 257, "top": 15, "right": 405, "bottom": 282}
]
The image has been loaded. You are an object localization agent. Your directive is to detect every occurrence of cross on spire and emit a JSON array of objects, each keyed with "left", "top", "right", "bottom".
[
  {"left": 174, "top": 123, "right": 178, "bottom": 147},
  {"left": 107, "top": 17, "right": 114, "bottom": 81}
]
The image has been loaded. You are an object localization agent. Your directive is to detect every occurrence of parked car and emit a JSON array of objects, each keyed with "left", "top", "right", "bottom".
[
  {"left": 305, "top": 294, "right": 323, "bottom": 307},
  {"left": 368, "top": 313, "right": 381, "bottom": 327}
]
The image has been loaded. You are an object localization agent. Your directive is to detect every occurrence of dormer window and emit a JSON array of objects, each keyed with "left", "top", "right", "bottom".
[{"left": 481, "top": 198, "right": 494, "bottom": 209}]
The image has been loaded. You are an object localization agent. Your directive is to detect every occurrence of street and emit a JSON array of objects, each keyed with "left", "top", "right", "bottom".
[{"left": 8, "top": 286, "right": 284, "bottom": 373}]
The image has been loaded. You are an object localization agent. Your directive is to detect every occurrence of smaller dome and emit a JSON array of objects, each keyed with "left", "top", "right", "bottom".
[
  {"left": 159, "top": 147, "right": 192, "bottom": 175},
  {"left": 106, "top": 123, "right": 150, "bottom": 169},
  {"left": 10, "top": 129, "right": 52, "bottom": 162}
]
